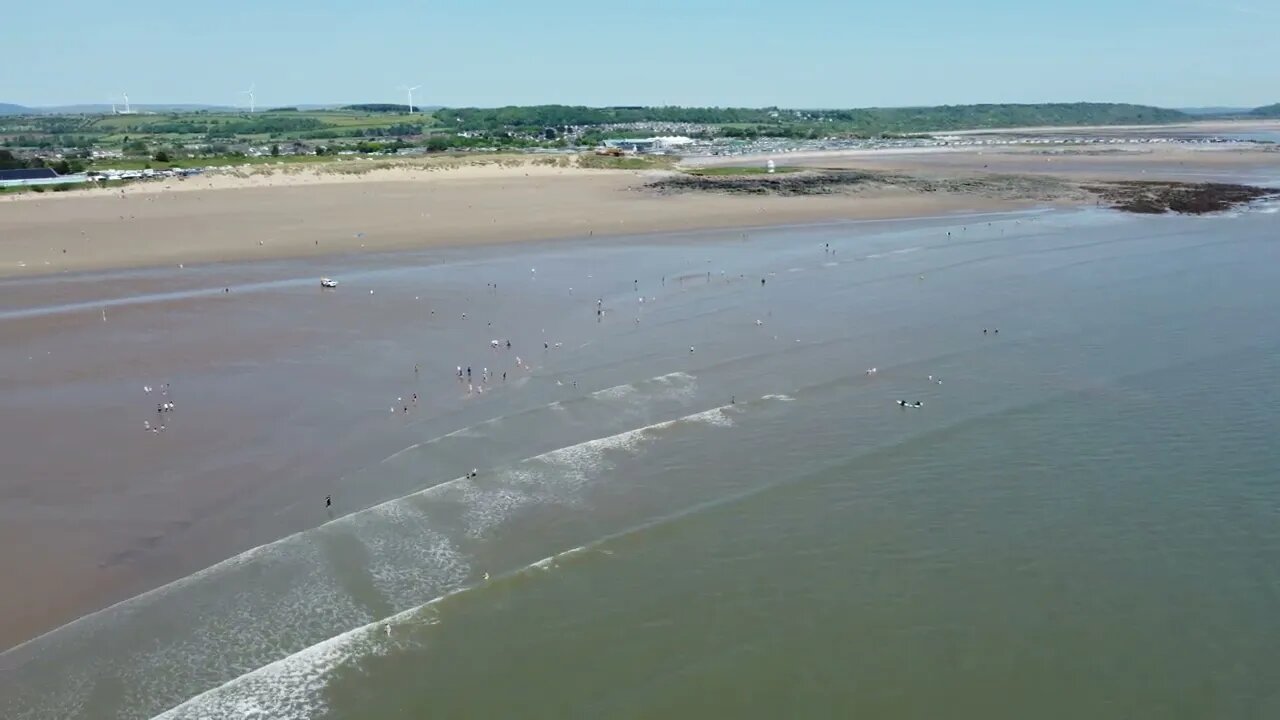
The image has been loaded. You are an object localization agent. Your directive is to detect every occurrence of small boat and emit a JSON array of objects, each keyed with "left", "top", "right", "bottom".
[{"left": 320, "top": 278, "right": 339, "bottom": 288}]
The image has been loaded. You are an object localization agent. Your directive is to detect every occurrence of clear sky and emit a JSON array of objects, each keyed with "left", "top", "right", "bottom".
[{"left": 3, "top": 0, "right": 1275, "bottom": 108}]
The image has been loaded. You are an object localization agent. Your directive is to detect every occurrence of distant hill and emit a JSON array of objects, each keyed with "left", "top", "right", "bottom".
[
  {"left": 0, "top": 103, "right": 237, "bottom": 115},
  {"left": 341, "top": 103, "right": 414, "bottom": 113},
  {"left": 46, "top": 103, "right": 239, "bottom": 114},
  {"left": 440, "top": 102, "right": 1192, "bottom": 135},
  {"left": 1250, "top": 104, "right": 1280, "bottom": 118},
  {"left": 1178, "top": 107, "right": 1252, "bottom": 117}
]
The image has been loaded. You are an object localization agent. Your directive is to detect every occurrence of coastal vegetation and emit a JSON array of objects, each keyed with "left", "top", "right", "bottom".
[{"left": 0, "top": 102, "right": 1275, "bottom": 174}]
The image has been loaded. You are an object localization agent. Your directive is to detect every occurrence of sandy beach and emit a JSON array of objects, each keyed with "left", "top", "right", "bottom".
[
  {"left": 4, "top": 141, "right": 1278, "bottom": 281},
  {"left": 0, "top": 160, "right": 1023, "bottom": 280}
]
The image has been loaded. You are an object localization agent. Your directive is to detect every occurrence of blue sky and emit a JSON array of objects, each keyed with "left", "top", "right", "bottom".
[{"left": 3, "top": 0, "right": 1275, "bottom": 108}]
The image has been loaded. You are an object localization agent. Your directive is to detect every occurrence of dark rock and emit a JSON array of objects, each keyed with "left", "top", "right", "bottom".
[
  {"left": 1085, "top": 181, "right": 1277, "bottom": 215},
  {"left": 646, "top": 171, "right": 882, "bottom": 196}
]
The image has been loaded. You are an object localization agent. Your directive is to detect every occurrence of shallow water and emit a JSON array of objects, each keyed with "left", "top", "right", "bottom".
[{"left": 3, "top": 206, "right": 1279, "bottom": 719}]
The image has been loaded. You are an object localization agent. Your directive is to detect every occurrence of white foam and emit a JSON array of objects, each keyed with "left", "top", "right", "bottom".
[
  {"left": 761, "top": 394, "right": 795, "bottom": 402},
  {"left": 152, "top": 544, "right": 611, "bottom": 720},
  {"left": 372, "top": 372, "right": 698, "bottom": 469},
  {"left": 349, "top": 502, "right": 470, "bottom": 606},
  {"left": 8, "top": 395, "right": 733, "bottom": 720},
  {"left": 592, "top": 383, "right": 638, "bottom": 401},
  {"left": 653, "top": 371, "right": 695, "bottom": 384},
  {"left": 447, "top": 405, "right": 732, "bottom": 538}
]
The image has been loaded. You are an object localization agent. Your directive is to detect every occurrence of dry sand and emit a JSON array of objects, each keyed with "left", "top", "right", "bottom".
[
  {"left": 0, "top": 155, "right": 1051, "bottom": 279},
  {"left": 4, "top": 143, "right": 1275, "bottom": 281}
]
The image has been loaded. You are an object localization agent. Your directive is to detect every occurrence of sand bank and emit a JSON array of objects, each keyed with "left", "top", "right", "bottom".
[
  {"left": 0, "top": 158, "right": 1021, "bottom": 279},
  {"left": 1, "top": 141, "right": 1274, "bottom": 280}
]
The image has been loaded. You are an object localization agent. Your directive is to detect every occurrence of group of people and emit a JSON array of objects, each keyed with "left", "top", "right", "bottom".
[{"left": 143, "top": 383, "right": 173, "bottom": 433}]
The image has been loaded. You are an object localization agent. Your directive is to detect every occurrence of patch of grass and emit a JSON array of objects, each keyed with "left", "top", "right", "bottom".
[
  {"left": 576, "top": 154, "right": 678, "bottom": 170},
  {"left": 90, "top": 154, "right": 335, "bottom": 171}
]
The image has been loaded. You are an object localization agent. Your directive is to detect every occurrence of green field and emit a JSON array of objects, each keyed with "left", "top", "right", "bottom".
[
  {"left": 4, "top": 101, "right": 1275, "bottom": 174},
  {"left": 89, "top": 153, "right": 340, "bottom": 171}
]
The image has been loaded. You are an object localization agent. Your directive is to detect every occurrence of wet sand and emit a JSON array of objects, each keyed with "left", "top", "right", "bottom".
[{"left": 5, "top": 203, "right": 1280, "bottom": 720}]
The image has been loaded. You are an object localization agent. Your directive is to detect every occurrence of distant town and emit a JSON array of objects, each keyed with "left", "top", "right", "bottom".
[{"left": 2, "top": 102, "right": 1277, "bottom": 191}]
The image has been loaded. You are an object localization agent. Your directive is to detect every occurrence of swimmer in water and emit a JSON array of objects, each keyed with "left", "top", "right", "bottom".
[{"left": 325, "top": 495, "right": 332, "bottom": 508}]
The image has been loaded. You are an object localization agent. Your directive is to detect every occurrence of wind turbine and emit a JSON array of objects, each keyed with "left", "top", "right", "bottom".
[
  {"left": 240, "top": 83, "right": 256, "bottom": 113},
  {"left": 401, "top": 84, "right": 421, "bottom": 114},
  {"left": 116, "top": 92, "right": 132, "bottom": 114}
]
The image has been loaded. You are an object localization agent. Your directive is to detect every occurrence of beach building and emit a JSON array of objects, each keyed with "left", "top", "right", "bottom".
[{"left": 603, "top": 135, "right": 696, "bottom": 154}]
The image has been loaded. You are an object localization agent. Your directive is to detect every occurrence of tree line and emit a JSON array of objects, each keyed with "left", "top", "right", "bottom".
[{"left": 436, "top": 103, "right": 1192, "bottom": 134}]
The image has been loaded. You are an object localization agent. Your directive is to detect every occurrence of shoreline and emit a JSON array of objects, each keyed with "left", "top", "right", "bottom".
[
  {"left": 0, "top": 160, "right": 1036, "bottom": 280},
  {"left": 0, "top": 138, "right": 1274, "bottom": 661},
  {"left": 1, "top": 138, "right": 1275, "bottom": 282}
]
